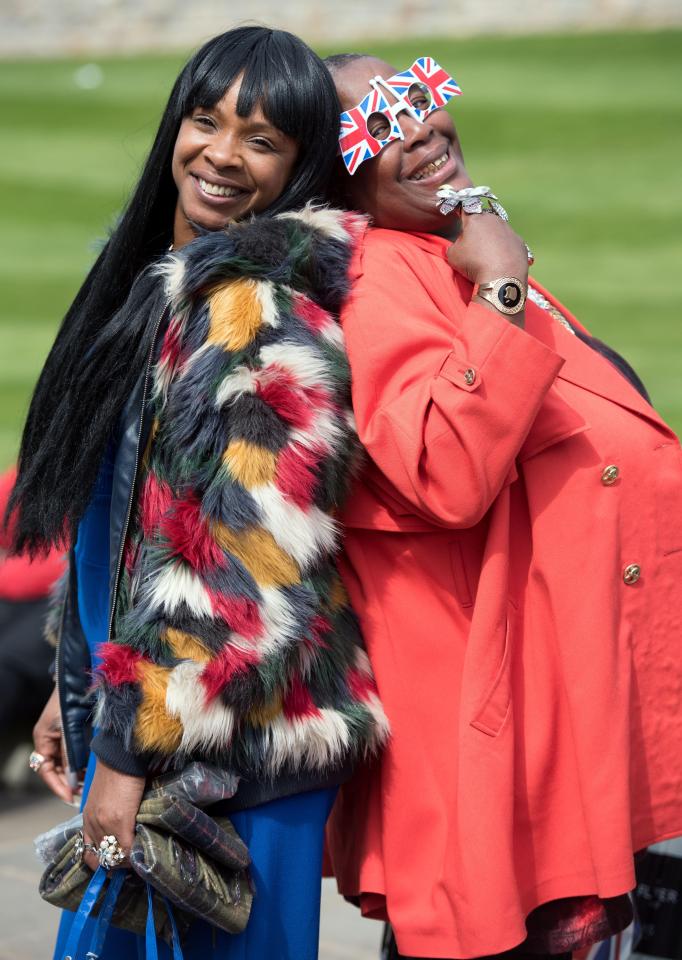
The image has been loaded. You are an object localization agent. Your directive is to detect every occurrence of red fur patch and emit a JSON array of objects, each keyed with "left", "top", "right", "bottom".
[
  {"left": 201, "top": 645, "right": 260, "bottom": 702},
  {"left": 283, "top": 676, "right": 320, "bottom": 720},
  {"left": 162, "top": 492, "right": 224, "bottom": 572},
  {"left": 209, "top": 591, "right": 263, "bottom": 639},
  {"left": 256, "top": 368, "right": 313, "bottom": 429},
  {"left": 275, "top": 443, "right": 321, "bottom": 508},
  {"left": 96, "top": 642, "right": 143, "bottom": 686},
  {"left": 140, "top": 473, "right": 173, "bottom": 539},
  {"left": 159, "top": 317, "right": 183, "bottom": 375},
  {"left": 346, "top": 667, "right": 378, "bottom": 702},
  {"left": 293, "top": 294, "right": 331, "bottom": 333},
  {"left": 309, "top": 614, "right": 332, "bottom": 649}
]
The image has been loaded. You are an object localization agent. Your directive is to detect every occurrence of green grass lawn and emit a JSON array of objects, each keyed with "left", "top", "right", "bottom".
[{"left": 0, "top": 30, "right": 680, "bottom": 468}]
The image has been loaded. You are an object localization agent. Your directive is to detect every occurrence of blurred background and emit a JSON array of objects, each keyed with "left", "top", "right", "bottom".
[{"left": 0, "top": 3, "right": 681, "bottom": 958}]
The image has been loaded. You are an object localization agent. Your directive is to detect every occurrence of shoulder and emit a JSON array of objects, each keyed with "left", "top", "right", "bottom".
[
  {"left": 160, "top": 204, "right": 366, "bottom": 314},
  {"left": 350, "top": 227, "right": 449, "bottom": 285}
]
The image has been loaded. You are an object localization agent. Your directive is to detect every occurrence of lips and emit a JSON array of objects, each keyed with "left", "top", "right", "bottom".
[
  {"left": 408, "top": 152, "right": 448, "bottom": 182},
  {"left": 191, "top": 173, "right": 248, "bottom": 202}
]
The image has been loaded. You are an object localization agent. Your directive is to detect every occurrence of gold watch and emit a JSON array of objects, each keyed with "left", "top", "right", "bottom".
[{"left": 474, "top": 277, "right": 527, "bottom": 316}]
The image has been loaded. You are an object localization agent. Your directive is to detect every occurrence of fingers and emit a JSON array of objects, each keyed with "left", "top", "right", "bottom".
[
  {"left": 32, "top": 731, "right": 80, "bottom": 804},
  {"left": 82, "top": 822, "right": 131, "bottom": 872},
  {"left": 37, "top": 758, "right": 75, "bottom": 804}
]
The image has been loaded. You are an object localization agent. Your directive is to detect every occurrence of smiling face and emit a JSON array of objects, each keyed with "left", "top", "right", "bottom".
[
  {"left": 171, "top": 75, "right": 299, "bottom": 248},
  {"left": 334, "top": 57, "right": 473, "bottom": 237}
]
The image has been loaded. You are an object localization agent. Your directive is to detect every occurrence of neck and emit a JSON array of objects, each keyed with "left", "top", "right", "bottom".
[{"left": 172, "top": 206, "right": 199, "bottom": 251}]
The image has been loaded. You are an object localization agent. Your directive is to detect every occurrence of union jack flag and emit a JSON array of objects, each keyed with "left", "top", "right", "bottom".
[
  {"left": 385, "top": 57, "right": 462, "bottom": 117},
  {"left": 339, "top": 87, "right": 401, "bottom": 176}
]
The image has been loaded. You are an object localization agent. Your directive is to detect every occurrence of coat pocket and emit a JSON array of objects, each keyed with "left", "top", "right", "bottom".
[
  {"left": 655, "top": 442, "right": 682, "bottom": 557},
  {"left": 469, "top": 615, "right": 512, "bottom": 737}
]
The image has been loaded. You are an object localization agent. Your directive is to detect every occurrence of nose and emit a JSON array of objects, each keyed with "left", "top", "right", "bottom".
[
  {"left": 398, "top": 112, "right": 432, "bottom": 150},
  {"left": 204, "top": 131, "right": 242, "bottom": 170}
]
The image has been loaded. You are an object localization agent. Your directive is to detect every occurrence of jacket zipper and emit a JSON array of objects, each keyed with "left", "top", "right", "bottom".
[{"left": 106, "top": 306, "right": 168, "bottom": 644}]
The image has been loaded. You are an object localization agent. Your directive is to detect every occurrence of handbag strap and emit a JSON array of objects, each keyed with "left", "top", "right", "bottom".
[
  {"left": 145, "top": 883, "right": 185, "bottom": 960},
  {"left": 84, "top": 869, "right": 126, "bottom": 959},
  {"left": 60, "top": 867, "right": 108, "bottom": 960},
  {"left": 60, "top": 867, "right": 184, "bottom": 960}
]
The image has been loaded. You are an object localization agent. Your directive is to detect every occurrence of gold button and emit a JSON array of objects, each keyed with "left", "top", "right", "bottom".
[
  {"left": 601, "top": 465, "right": 619, "bottom": 485},
  {"left": 623, "top": 563, "right": 641, "bottom": 585},
  {"left": 464, "top": 368, "right": 476, "bottom": 386}
]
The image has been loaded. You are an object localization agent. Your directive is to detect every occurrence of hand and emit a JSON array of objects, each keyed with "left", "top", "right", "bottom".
[
  {"left": 32, "top": 685, "right": 81, "bottom": 804},
  {"left": 82, "top": 759, "right": 145, "bottom": 871},
  {"left": 446, "top": 212, "right": 529, "bottom": 287}
]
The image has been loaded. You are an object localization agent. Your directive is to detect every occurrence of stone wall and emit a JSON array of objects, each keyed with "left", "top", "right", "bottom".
[{"left": 2, "top": 0, "right": 681, "bottom": 58}]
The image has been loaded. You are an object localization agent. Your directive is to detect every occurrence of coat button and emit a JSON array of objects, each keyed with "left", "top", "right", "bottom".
[
  {"left": 601, "top": 464, "right": 619, "bottom": 485},
  {"left": 464, "top": 368, "right": 476, "bottom": 386},
  {"left": 623, "top": 563, "right": 641, "bottom": 585}
]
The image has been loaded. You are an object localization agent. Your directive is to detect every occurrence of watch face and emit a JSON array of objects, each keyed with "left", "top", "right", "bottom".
[{"left": 498, "top": 282, "right": 521, "bottom": 308}]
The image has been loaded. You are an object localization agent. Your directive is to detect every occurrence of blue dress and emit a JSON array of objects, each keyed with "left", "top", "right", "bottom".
[{"left": 53, "top": 447, "right": 337, "bottom": 960}]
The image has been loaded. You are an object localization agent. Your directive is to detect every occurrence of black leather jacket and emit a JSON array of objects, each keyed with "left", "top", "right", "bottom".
[{"left": 56, "top": 306, "right": 165, "bottom": 774}]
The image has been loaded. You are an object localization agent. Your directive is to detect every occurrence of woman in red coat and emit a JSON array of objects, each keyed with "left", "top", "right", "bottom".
[{"left": 324, "top": 54, "right": 682, "bottom": 960}]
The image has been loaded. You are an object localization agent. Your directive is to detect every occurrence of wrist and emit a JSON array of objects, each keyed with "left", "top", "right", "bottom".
[
  {"left": 473, "top": 261, "right": 528, "bottom": 285},
  {"left": 473, "top": 275, "right": 527, "bottom": 319}
]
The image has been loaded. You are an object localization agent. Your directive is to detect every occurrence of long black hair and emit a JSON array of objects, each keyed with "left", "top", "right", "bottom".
[{"left": 9, "top": 26, "right": 341, "bottom": 555}]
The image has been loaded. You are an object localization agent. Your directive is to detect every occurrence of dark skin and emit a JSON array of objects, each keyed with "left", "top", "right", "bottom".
[
  {"left": 33, "top": 75, "right": 301, "bottom": 872},
  {"left": 333, "top": 57, "right": 529, "bottom": 327}
]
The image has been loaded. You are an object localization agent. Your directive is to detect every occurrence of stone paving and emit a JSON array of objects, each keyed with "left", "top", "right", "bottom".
[{"left": 0, "top": 786, "right": 382, "bottom": 960}]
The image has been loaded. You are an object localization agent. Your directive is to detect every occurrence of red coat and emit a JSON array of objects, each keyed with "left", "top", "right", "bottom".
[
  {"left": 326, "top": 228, "right": 682, "bottom": 958},
  {"left": 0, "top": 467, "right": 65, "bottom": 600}
]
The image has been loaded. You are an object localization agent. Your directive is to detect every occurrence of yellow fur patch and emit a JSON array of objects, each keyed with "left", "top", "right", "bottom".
[
  {"left": 223, "top": 439, "right": 277, "bottom": 488},
  {"left": 328, "top": 574, "right": 349, "bottom": 611},
  {"left": 164, "top": 627, "right": 212, "bottom": 663},
  {"left": 248, "top": 694, "right": 283, "bottom": 727},
  {"left": 207, "top": 279, "right": 262, "bottom": 351},
  {"left": 133, "top": 661, "right": 183, "bottom": 753},
  {"left": 213, "top": 522, "right": 301, "bottom": 588}
]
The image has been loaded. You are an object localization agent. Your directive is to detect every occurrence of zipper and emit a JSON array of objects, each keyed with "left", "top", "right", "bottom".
[{"left": 106, "top": 306, "right": 168, "bottom": 644}]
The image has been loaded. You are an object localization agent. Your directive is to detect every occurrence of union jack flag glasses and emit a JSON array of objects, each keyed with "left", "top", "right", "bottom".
[{"left": 338, "top": 57, "right": 462, "bottom": 176}]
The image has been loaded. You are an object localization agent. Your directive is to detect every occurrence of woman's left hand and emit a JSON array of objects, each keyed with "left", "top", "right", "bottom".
[{"left": 82, "top": 759, "right": 146, "bottom": 871}]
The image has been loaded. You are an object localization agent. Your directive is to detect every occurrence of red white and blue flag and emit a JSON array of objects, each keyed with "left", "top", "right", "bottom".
[
  {"left": 386, "top": 57, "right": 462, "bottom": 116},
  {"left": 339, "top": 87, "right": 401, "bottom": 176}
]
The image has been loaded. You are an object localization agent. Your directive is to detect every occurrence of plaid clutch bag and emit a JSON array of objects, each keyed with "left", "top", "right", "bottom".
[{"left": 37, "top": 764, "right": 253, "bottom": 942}]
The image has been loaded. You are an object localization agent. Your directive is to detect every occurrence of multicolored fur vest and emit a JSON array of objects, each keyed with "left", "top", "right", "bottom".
[{"left": 94, "top": 205, "right": 389, "bottom": 777}]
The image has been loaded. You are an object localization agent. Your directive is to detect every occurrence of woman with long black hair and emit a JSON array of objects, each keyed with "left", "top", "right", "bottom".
[{"left": 10, "top": 27, "right": 387, "bottom": 960}]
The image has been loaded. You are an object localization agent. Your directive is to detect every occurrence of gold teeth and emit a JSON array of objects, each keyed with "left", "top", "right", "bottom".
[{"left": 409, "top": 153, "right": 447, "bottom": 182}]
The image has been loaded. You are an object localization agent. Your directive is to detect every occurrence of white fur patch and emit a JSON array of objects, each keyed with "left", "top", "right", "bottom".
[
  {"left": 254, "top": 279, "right": 279, "bottom": 329},
  {"left": 222, "top": 588, "right": 297, "bottom": 663},
  {"left": 261, "top": 708, "right": 350, "bottom": 773},
  {"left": 258, "top": 342, "right": 331, "bottom": 390},
  {"left": 249, "top": 484, "right": 338, "bottom": 568},
  {"left": 215, "top": 365, "right": 258, "bottom": 407},
  {"left": 148, "top": 563, "right": 213, "bottom": 618},
  {"left": 166, "top": 660, "right": 235, "bottom": 751},
  {"left": 289, "top": 405, "right": 345, "bottom": 454},
  {"left": 319, "top": 319, "right": 346, "bottom": 350},
  {"left": 364, "top": 692, "right": 391, "bottom": 750},
  {"left": 279, "top": 203, "right": 349, "bottom": 243},
  {"left": 156, "top": 255, "right": 186, "bottom": 308}
]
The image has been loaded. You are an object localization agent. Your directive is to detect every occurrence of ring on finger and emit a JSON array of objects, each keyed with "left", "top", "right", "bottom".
[
  {"left": 97, "top": 834, "right": 127, "bottom": 870},
  {"left": 29, "top": 751, "right": 46, "bottom": 773},
  {"left": 74, "top": 830, "right": 99, "bottom": 864}
]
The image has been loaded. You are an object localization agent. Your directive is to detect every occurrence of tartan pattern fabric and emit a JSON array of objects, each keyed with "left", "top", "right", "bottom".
[{"left": 93, "top": 205, "right": 389, "bottom": 777}]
